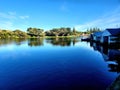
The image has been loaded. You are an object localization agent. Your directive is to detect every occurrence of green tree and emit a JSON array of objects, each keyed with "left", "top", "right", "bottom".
[
  {"left": 73, "top": 27, "right": 76, "bottom": 34},
  {"left": 27, "top": 27, "right": 45, "bottom": 37},
  {"left": 13, "top": 30, "right": 27, "bottom": 38}
]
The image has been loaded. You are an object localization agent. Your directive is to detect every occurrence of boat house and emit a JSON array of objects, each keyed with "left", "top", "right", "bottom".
[
  {"left": 91, "top": 31, "right": 102, "bottom": 42},
  {"left": 100, "top": 28, "right": 120, "bottom": 44}
]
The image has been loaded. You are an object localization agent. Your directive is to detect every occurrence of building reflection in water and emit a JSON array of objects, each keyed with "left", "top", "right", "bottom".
[
  {"left": 90, "top": 42, "right": 120, "bottom": 73},
  {"left": 90, "top": 42, "right": 120, "bottom": 89}
]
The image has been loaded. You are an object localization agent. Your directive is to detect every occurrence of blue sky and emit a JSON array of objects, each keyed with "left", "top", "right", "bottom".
[{"left": 0, "top": 0, "right": 120, "bottom": 31}]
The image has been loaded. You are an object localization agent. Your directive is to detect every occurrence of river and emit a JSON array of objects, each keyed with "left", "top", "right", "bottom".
[{"left": 0, "top": 38, "right": 119, "bottom": 90}]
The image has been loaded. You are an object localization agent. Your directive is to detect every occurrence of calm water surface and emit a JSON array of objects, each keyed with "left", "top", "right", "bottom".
[{"left": 0, "top": 38, "right": 119, "bottom": 90}]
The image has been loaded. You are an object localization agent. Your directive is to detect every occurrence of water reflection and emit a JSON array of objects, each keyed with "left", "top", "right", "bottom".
[
  {"left": 28, "top": 38, "right": 44, "bottom": 47},
  {"left": 0, "top": 37, "right": 80, "bottom": 47},
  {"left": 2, "top": 38, "right": 119, "bottom": 74},
  {"left": 0, "top": 38, "right": 119, "bottom": 90},
  {"left": 46, "top": 38, "right": 71, "bottom": 46},
  {"left": 45, "top": 38, "right": 79, "bottom": 46},
  {"left": 90, "top": 42, "right": 120, "bottom": 73},
  {"left": 0, "top": 38, "right": 26, "bottom": 46}
]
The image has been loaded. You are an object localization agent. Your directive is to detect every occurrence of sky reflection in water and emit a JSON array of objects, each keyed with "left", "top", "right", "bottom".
[{"left": 0, "top": 38, "right": 119, "bottom": 90}]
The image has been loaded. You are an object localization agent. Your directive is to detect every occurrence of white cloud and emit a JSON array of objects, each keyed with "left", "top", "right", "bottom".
[
  {"left": 8, "top": 12, "right": 16, "bottom": 15},
  {"left": 75, "top": 6, "right": 120, "bottom": 31},
  {"left": 0, "top": 12, "right": 16, "bottom": 19},
  {"left": 0, "top": 12, "right": 29, "bottom": 20},
  {"left": 19, "top": 15, "right": 29, "bottom": 19},
  {"left": 0, "top": 21, "right": 13, "bottom": 30},
  {"left": 0, "top": 12, "right": 30, "bottom": 30}
]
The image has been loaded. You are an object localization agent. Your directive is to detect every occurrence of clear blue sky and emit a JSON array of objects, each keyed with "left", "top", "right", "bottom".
[{"left": 0, "top": 0, "right": 120, "bottom": 31}]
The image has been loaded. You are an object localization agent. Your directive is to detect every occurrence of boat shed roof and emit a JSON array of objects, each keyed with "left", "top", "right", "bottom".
[
  {"left": 106, "top": 28, "right": 120, "bottom": 35},
  {"left": 93, "top": 31, "right": 102, "bottom": 36}
]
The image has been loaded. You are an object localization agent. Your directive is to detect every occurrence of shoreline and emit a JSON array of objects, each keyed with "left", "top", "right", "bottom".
[{"left": 0, "top": 35, "right": 81, "bottom": 39}]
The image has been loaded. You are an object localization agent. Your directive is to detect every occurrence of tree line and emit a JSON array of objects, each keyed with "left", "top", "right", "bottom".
[
  {"left": 0, "top": 29, "right": 27, "bottom": 39},
  {"left": 0, "top": 27, "right": 101, "bottom": 38},
  {"left": 84, "top": 27, "right": 101, "bottom": 34}
]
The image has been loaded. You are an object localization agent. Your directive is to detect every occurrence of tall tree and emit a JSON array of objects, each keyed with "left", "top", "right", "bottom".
[{"left": 73, "top": 27, "right": 76, "bottom": 35}]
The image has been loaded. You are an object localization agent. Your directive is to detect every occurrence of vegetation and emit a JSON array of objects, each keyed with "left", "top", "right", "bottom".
[
  {"left": 45, "top": 27, "right": 81, "bottom": 37},
  {"left": 0, "top": 27, "right": 101, "bottom": 39},
  {"left": 84, "top": 27, "right": 101, "bottom": 34},
  {"left": 13, "top": 30, "right": 28, "bottom": 38},
  {"left": 0, "top": 29, "right": 27, "bottom": 39},
  {"left": 27, "top": 27, "right": 45, "bottom": 38}
]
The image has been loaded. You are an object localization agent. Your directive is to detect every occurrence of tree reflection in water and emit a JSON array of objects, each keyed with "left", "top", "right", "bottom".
[
  {"left": 0, "top": 38, "right": 27, "bottom": 46},
  {"left": 28, "top": 38, "right": 44, "bottom": 47},
  {"left": 46, "top": 37, "right": 79, "bottom": 46},
  {"left": 0, "top": 37, "right": 80, "bottom": 47}
]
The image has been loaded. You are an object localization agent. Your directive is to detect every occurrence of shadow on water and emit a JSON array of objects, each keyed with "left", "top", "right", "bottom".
[{"left": 90, "top": 42, "right": 120, "bottom": 89}]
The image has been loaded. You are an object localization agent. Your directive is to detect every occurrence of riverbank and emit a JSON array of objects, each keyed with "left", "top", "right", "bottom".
[{"left": 0, "top": 35, "right": 80, "bottom": 39}]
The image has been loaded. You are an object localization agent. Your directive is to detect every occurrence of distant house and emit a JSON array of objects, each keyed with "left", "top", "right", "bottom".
[
  {"left": 100, "top": 28, "right": 120, "bottom": 44},
  {"left": 91, "top": 31, "right": 102, "bottom": 42}
]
